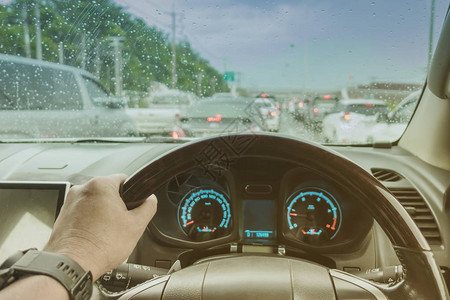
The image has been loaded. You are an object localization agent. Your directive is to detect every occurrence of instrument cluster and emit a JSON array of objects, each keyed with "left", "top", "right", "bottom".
[
  {"left": 150, "top": 162, "right": 372, "bottom": 253},
  {"left": 283, "top": 187, "right": 342, "bottom": 245},
  {"left": 177, "top": 187, "right": 232, "bottom": 241}
]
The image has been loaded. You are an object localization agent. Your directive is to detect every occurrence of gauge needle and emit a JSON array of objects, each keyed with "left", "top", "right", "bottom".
[
  {"left": 185, "top": 220, "right": 194, "bottom": 226},
  {"left": 289, "top": 213, "right": 298, "bottom": 216}
]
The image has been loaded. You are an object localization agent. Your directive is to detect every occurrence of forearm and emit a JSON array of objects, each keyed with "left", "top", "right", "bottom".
[{"left": 0, "top": 275, "right": 69, "bottom": 300}]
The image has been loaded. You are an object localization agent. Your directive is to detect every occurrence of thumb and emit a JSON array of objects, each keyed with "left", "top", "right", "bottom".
[{"left": 129, "top": 194, "right": 158, "bottom": 227}]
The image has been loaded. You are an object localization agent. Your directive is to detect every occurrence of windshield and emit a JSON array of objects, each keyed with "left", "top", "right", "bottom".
[{"left": 0, "top": 0, "right": 447, "bottom": 144}]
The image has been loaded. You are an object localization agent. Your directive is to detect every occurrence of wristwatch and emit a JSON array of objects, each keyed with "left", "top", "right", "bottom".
[{"left": 0, "top": 248, "right": 93, "bottom": 300}]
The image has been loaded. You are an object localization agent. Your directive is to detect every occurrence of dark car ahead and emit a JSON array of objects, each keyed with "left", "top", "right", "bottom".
[
  {"left": 305, "top": 94, "right": 339, "bottom": 129},
  {"left": 292, "top": 96, "right": 312, "bottom": 121},
  {"left": 173, "top": 98, "right": 265, "bottom": 138}
]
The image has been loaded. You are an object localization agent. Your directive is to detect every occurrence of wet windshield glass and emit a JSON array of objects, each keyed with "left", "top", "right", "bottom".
[{"left": 0, "top": 0, "right": 447, "bottom": 143}]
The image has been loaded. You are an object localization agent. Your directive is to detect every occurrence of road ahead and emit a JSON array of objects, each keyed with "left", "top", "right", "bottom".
[{"left": 277, "top": 110, "right": 326, "bottom": 144}]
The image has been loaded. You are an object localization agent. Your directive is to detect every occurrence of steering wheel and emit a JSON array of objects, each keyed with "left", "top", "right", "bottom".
[{"left": 117, "top": 134, "right": 448, "bottom": 299}]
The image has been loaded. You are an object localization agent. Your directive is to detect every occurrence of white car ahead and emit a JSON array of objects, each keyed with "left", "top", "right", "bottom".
[
  {"left": 126, "top": 90, "right": 198, "bottom": 136},
  {"left": 322, "top": 99, "right": 390, "bottom": 144},
  {"left": 370, "top": 90, "right": 421, "bottom": 143},
  {"left": 253, "top": 98, "right": 280, "bottom": 132}
]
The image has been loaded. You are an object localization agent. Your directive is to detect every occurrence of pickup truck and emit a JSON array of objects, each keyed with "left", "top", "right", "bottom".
[{"left": 0, "top": 54, "right": 136, "bottom": 139}]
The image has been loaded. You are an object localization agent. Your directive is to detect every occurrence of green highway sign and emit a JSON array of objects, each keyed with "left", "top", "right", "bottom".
[{"left": 223, "top": 71, "right": 235, "bottom": 82}]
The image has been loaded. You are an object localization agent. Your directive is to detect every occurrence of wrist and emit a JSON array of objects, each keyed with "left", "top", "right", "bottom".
[
  {"left": 0, "top": 275, "right": 69, "bottom": 300},
  {"left": 44, "top": 234, "right": 107, "bottom": 280},
  {"left": 44, "top": 247, "right": 103, "bottom": 281},
  {"left": 27, "top": 275, "right": 70, "bottom": 298}
]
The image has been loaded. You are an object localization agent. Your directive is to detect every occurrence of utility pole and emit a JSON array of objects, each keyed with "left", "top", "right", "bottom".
[
  {"left": 210, "top": 77, "right": 216, "bottom": 95},
  {"left": 197, "top": 72, "right": 203, "bottom": 96},
  {"left": 222, "top": 57, "right": 228, "bottom": 72},
  {"left": 171, "top": 3, "right": 177, "bottom": 89},
  {"left": 35, "top": 3, "right": 42, "bottom": 60},
  {"left": 302, "top": 40, "right": 308, "bottom": 92},
  {"left": 236, "top": 72, "right": 242, "bottom": 87},
  {"left": 95, "top": 43, "right": 101, "bottom": 79},
  {"left": 427, "top": 0, "right": 435, "bottom": 72},
  {"left": 22, "top": 6, "right": 31, "bottom": 58},
  {"left": 109, "top": 37, "right": 124, "bottom": 97},
  {"left": 58, "top": 42, "right": 64, "bottom": 64},
  {"left": 81, "top": 33, "right": 86, "bottom": 70},
  {"left": 302, "top": 7, "right": 309, "bottom": 92}
]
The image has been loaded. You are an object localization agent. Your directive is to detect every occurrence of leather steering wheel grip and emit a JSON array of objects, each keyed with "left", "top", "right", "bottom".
[{"left": 120, "top": 133, "right": 449, "bottom": 299}]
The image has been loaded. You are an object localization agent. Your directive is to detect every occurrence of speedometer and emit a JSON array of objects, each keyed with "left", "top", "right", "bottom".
[
  {"left": 284, "top": 187, "right": 342, "bottom": 245},
  {"left": 177, "top": 187, "right": 232, "bottom": 241}
]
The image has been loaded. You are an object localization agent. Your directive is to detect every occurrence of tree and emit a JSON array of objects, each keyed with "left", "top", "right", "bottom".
[{"left": 0, "top": 0, "right": 229, "bottom": 96}]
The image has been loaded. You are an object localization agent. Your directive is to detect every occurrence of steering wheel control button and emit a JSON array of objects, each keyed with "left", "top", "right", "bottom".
[{"left": 98, "top": 263, "right": 167, "bottom": 293}]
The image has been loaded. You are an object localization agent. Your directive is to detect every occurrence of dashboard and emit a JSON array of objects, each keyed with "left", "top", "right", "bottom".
[{"left": 0, "top": 141, "right": 448, "bottom": 282}]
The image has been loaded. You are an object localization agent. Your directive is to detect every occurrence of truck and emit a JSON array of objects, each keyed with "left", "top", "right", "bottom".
[{"left": 0, "top": 54, "right": 136, "bottom": 139}]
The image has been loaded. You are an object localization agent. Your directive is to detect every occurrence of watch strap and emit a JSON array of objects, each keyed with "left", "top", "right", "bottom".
[{"left": 9, "top": 250, "right": 92, "bottom": 300}]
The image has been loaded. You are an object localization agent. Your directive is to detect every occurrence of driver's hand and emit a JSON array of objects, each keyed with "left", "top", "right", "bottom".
[{"left": 44, "top": 174, "right": 157, "bottom": 280}]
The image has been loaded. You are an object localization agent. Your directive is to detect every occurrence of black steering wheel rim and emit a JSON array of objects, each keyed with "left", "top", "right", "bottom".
[{"left": 120, "top": 133, "right": 448, "bottom": 299}]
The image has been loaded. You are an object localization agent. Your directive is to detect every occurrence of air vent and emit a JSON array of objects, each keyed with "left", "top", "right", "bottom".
[
  {"left": 371, "top": 168, "right": 403, "bottom": 182},
  {"left": 389, "top": 187, "right": 441, "bottom": 245}
]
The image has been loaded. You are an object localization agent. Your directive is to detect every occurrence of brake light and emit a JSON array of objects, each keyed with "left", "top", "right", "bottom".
[
  {"left": 298, "top": 102, "right": 304, "bottom": 108},
  {"left": 313, "top": 107, "right": 319, "bottom": 114},
  {"left": 269, "top": 111, "right": 277, "bottom": 117},
  {"left": 365, "top": 103, "right": 374, "bottom": 107},
  {"left": 341, "top": 112, "right": 351, "bottom": 121},
  {"left": 261, "top": 93, "right": 268, "bottom": 98},
  {"left": 172, "top": 131, "right": 180, "bottom": 140},
  {"left": 207, "top": 114, "right": 222, "bottom": 122},
  {"left": 323, "top": 95, "right": 331, "bottom": 100}
]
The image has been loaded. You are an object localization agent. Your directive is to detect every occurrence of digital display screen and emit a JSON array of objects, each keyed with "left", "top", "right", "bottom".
[
  {"left": 243, "top": 199, "right": 276, "bottom": 243},
  {"left": 0, "top": 182, "right": 68, "bottom": 263}
]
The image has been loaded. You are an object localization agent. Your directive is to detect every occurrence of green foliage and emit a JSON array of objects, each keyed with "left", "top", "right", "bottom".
[{"left": 0, "top": 0, "right": 228, "bottom": 96}]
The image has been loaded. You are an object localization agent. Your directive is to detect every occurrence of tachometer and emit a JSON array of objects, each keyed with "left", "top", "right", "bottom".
[
  {"left": 177, "top": 187, "right": 232, "bottom": 241},
  {"left": 284, "top": 187, "right": 342, "bottom": 245}
]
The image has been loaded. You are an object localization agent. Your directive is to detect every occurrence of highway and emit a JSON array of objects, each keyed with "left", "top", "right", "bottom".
[{"left": 276, "top": 110, "right": 326, "bottom": 144}]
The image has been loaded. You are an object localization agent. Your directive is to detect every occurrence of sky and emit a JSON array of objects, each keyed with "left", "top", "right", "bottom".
[
  {"left": 113, "top": 0, "right": 448, "bottom": 91},
  {"left": 1, "top": 0, "right": 445, "bottom": 91}
]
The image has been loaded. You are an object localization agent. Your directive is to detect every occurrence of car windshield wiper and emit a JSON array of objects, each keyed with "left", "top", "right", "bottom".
[
  {"left": 70, "top": 136, "right": 195, "bottom": 144},
  {"left": 143, "top": 136, "right": 196, "bottom": 143},
  {"left": 0, "top": 137, "right": 146, "bottom": 143},
  {"left": 321, "top": 140, "right": 393, "bottom": 148},
  {"left": 0, "top": 136, "right": 196, "bottom": 144}
]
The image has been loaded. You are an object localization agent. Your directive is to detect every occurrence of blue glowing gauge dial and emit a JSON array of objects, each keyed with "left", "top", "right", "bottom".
[
  {"left": 177, "top": 188, "right": 232, "bottom": 241},
  {"left": 285, "top": 187, "right": 342, "bottom": 244}
]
